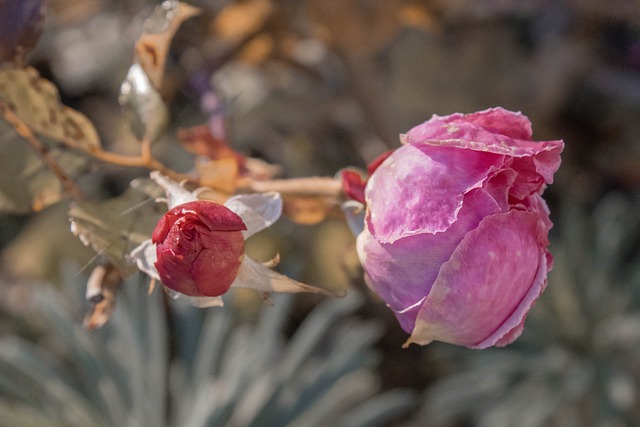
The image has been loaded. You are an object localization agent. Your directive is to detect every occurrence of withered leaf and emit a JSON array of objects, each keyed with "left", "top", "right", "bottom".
[
  {"left": 307, "top": 0, "right": 436, "bottom": 55},
  {"left": 177, "top": 124, "right": 243, "bottom": 162},
  {"left": 69, "top": 180, "right": 167, "bottom": 273},
  {"left": 177, "top": 125, "right": 247, "bottom": 195},
  {"left": 134, "top": 1, "right": 201, "bottom": 91},
  {"left": 282, "top": 195, "right": 336, "bottom": 225},
  {"left": 84, "top": 263, "right": 123, "bottom": 330},
  {"left": 195, "top": 157, "right": 240, "bottom": 195},
  {"left": 213, "top": 0, "right": 272, "bottom": 42},
  {"left": 0, "top": 120, "right": 90, "bottom": 213},
  {"left": 0, "top": 66, "right": 101, "bottom": 151},
  {"left": 119, "top": 63, "right": 168, "bottom": 142}
]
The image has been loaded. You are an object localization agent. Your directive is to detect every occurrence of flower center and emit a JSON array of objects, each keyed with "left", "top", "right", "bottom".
[{"left": 181, "top": 223, "right": 197, "bottom": 241}]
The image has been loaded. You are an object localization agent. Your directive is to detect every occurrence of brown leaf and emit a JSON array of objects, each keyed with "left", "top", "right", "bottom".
[
  {"left": 195, "top": 157, "right": 240, "bottom": 195},
  {"left": 83, "top": 263, "right": 123, "bottom": 330},
  {"left": 282, "top": 195, "right": 334, "bottom": 225},
  {"left": 134, "top": 1, "right": 201, "bottom": 91},
  {"left": 177, "top": 124, "right": 243, "bottom": 162},
  {"left": 0, "top": 66, "right": 101, "bottom": 151},
  {"left": 213, "top": 0, "right": 272, "bottom": 43},
  {"left": 307, "top": 0, "right": 407, "bottom": 56}
]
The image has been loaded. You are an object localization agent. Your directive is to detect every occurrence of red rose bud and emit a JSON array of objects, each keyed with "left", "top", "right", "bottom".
[{"left": 152, "top": 200, "right": 247, "bottom": 297}]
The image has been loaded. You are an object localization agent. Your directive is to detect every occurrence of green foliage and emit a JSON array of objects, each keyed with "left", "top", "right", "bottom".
[{"left": 0, "top": 271, "right": 416, "bottom": 427}]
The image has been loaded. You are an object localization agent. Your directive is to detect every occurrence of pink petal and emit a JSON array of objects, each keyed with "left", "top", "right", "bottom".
[
  {"left": 400, "top": 109, "right": 563, "bottom": 203},
  {"left": 366, "top": 143, "right": 504, "bottom": 243},
  {"left": 357, "top": 188, "right": 502, "bottom": 332},
  {"left": 443, "top": 107, "right": 533, "bottom": 140},
  {"left": 407, "top": 210, "right": 547, "bottom": 348}
]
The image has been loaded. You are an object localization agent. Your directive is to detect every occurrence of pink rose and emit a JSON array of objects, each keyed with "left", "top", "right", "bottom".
[
  {"left": 152, "top": 201, "right": 247, "bottom": 297},
  {"left": 356, "top": 108, "right": 564, "bottom": 349}
]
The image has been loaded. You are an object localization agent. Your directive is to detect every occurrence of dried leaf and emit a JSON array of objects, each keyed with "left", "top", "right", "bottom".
[
  {"left": 69, "top": 181, "right": 167, "bottom": 272},
  {"left": 0, "top": 120, "right": 90, "bottom": 213},
  {"left": 177, "top": 124, "right": 243, "bottom": 163},
  {"left": 0, "top": 66, "right": 101, "bottom": 151},
  {"left": 282, "top": 195, "right": 335, "bottom": 225},
  {"left": 213, "top": 0, "right": 272, "bottom": 42},
  {"left": 0, "top": 0, "right": 44, "bottom": 64},
  {"left": 119, "top": 63, "right": 168, "bottom": 142},
  {"left": 83, "top": 263, "right": 123, "bottom": 330},
  {"left": 196, "top": 157, "right": 240, "bottom": 195},
  {"left": 307, "top": 0, "right": 429, "bottom": 55},
  {"left": 134, "top": 1, "right": 201, "bottom": 91}
]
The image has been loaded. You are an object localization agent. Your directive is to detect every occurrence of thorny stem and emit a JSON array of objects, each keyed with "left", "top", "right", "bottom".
[{"left": 0, "top": 104, "right": 86, "bottom": 201}]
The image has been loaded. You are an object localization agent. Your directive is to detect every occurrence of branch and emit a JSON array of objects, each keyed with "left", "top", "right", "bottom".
[
  {"left": 245, "top": 176, "right": 343, "bottom": 198},
  {"left": 0, "top": 103, "right": 86, "bottom": 201}
]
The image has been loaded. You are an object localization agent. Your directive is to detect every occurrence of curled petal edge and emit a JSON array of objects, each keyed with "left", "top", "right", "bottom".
[{"left": 224, "top": 192, "right": 282, "bottom": 239}]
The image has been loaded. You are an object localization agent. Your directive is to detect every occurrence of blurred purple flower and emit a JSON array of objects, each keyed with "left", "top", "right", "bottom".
[
  {"left": 0, "top": 0, "right": 44, "bottom": 63},
  {"left": 357, "top": 108, "right": 564, "bottom": 349}
]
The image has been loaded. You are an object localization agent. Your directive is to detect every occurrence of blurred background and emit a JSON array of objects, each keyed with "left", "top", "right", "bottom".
[{"left": 1, "top": 0, "right": 639, "bottom": 426}]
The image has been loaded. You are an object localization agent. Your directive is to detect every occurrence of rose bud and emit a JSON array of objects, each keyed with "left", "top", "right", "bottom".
[
  {"left": 131, "top": 172, "right": 332, "bottom": 307},
  {"left": 151, "top": 201, "right": 247, "bottom": 297},
  {"left": 356, "top": 107, "right": 564, "bottom": 349}
]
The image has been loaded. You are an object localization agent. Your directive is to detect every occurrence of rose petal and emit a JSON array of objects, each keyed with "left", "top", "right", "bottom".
[
  {"left": 478, "top": 253, "right": 548, "bottom": 348},
  {"left": 129, "top": 239, "right": 160, "bottom": 280},
  {"left": 341, "top": 169, "right": 367, "bottom": 204},
  {"left": 401, "top": 110, "right": 564, "bottom": 202},
  {"left": 444, "top": 107, "right": 533, "bottom": 140},
  {"left": 165, "top": 288, "right": 224, "bottom": 307},
  {"left": 366, "top": 143, "right": 504, "bottom": 243},
  {"left": 358, "top": 188, "right": 502, "bottom": 332},
  {"left": 224, "top": 192, "right": 282, "bottom": 239},
  {"left": 150, "top": 171, "right": 198, "bottom": 209},
  {"left": 406, "top": 210, "right": 546, "bottom": 348},
  {"left": 190, "top": 232, "right": 245, "bottom": 296}
]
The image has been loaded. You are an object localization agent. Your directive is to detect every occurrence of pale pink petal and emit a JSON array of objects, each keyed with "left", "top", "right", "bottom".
[
  {"left": 365, "top": 143, "right": 504, "bottom": 243},
  {"left": 358, "top": 188, "right": 502, "bottom": 332},
  {"left": 406, "top": 210, "right": 545, "bottom": 348}
]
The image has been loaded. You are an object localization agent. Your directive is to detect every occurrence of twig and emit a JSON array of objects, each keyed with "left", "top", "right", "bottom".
[
  {"left": 246, "top": 176, "right": 343, "bottom": 198},
  {"left": 0, "top": 103, "right": 86, "bottom": 201},
  {"left": 85, "top": 144, "right": 192, "bottom": 185}
]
